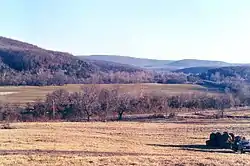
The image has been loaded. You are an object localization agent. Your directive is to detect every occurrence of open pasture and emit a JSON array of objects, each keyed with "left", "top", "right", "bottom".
[
  {"left": 0, "top": 83, "right": 208, "bottom": 104},
  {"left": 0, "top": 120, "right": 250, "bottom": 166}
]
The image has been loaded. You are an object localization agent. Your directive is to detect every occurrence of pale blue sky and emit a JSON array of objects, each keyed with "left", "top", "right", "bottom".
[{"left": 1, "top": 0, "right": 250, "bottom": 63}]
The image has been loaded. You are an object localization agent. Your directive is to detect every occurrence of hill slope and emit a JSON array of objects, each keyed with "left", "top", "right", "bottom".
[
  {"left": 81, "top": 55, "right": 235, "bottom": 70},
  {"left": 199, "top": 66, "right": 250, "bottom": 82},
  {"left": 175, "top": 67, "right": 216, "bottom": 74},
  {"left": 0, "top": 37, "right": 143, "bottom": 86},
  {"left": 81, "top": 55, "right": 174, "bottom": 69},
  {"left": 80, "top": 58, "right": 143, "bottom": 73},
  {"left": 0, "top": 36, "right": 100, "bottom": 85},
  {"left": 185, "top": 66, "right": 250, "bottom": 94},
  {"left": 167, "top": 59, "right": 231, "bottom": 69}
]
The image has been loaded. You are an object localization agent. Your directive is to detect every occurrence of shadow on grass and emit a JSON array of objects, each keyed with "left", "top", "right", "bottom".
[
  {"left": 147, "top": 144, "right": 233, "bottom": 154},
  {"left": 0, "top": 149, "right": 167, "bottom": 157}
]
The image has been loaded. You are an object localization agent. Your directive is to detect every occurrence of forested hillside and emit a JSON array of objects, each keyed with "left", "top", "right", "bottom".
[
  {"left": 0, "top": 37, "right": 152, "bottom": 85},
  {"left": 175, "top": 67, "right": 215, "bottom": 74},
  {"left": 82, "top": 55, "right": 236, "bottom": 70},
  {"left": 199, "top": 66, "right": 250, "bottom": 82},
  {"left": 0, "top": 37, "right": 190, "bottom": 86}
]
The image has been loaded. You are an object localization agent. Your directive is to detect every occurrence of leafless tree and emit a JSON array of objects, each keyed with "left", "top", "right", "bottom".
[
  {"left": 115, "top": 93, "right": 133, "bottom": 120},
  {"left": 45, "top": 89, "right": 70, "bottom": 119},
  {"left": 78, "top": 85, "right": 100, "bottom": 121}
]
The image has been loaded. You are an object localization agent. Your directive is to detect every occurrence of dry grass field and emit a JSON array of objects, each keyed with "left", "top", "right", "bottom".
[
  {"left": 0, "top": 120, "right": 250, "bottom": 166},
  {"left": 0, "top": 83, "right": 208, "bottom": 104}
]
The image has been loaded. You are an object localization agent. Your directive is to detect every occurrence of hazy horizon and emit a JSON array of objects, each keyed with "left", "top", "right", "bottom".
[
  {"left": 80, "top": 54, "right": 247, "bottom": 64},
  {"left": 2, "top": 0, "right": 250, "bottom": 63}
]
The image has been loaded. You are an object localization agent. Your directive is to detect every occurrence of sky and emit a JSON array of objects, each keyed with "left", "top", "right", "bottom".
[{"left": 1, "top": 0, "right": 250, "bottom": 63}]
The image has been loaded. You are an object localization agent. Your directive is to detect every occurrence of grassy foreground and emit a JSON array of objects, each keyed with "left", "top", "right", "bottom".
[
  {"left": 0, "top": 83, "right": 207, "bottom": 104},
  {"left": 0, "top": 120, "right": 250, "bottom": 166}
]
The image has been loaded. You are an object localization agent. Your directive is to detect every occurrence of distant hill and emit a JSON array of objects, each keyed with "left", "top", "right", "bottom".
[
  {"left": 0, "top": 37, "right": 142, "bottom": 86},
  {"left": 175, "top": 67, "right": 216, "bottom": 74},
  {"left": 189, "top": 66, "right": 250, "bottom": 93},
  {"left": 81, "top": 55, "right": 236, "bottom": 71},
  {"left": 0, "top": 36, "right": 100, "bottom": 85},
  {"left": 2, "top": 37, "right": 249, "bottom": 87},
  {"left": 83, "top": 59, "right": 143, "bottom": 73},
  {"left": 167, "top": 59, "right": 231, "bottom": 69},
  {"left": 80, "top": 55, "right": 174, "bottom": 69},
  {"left": 199, "top": 66, "right": 250, "bottom": 82}
]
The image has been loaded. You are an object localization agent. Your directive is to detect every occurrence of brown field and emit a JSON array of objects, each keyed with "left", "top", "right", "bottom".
[
  {"left": 0, "top": 120, "right": 250, "bottom": 166},
  {"left": 0, "top": 83, "right": 208, "bottom": 104}
]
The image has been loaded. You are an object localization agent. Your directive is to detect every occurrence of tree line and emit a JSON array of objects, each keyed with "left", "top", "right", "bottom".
[
  {"left": 0, "top": 69, "right": 188, "bottom": 86},
  {"left": 0, "top": 85, "right": 235, "bottom": 122}
]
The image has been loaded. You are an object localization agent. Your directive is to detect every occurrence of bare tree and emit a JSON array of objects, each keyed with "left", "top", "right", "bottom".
[
  {"left": 78, "top": 85, "right": 100, "bottom": 121},
  {"left": 45, "top": 89, "right": 70, "bottom": 119},
  {"left": 115, "top": 93, "right": 133, "bottom": 120}
]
